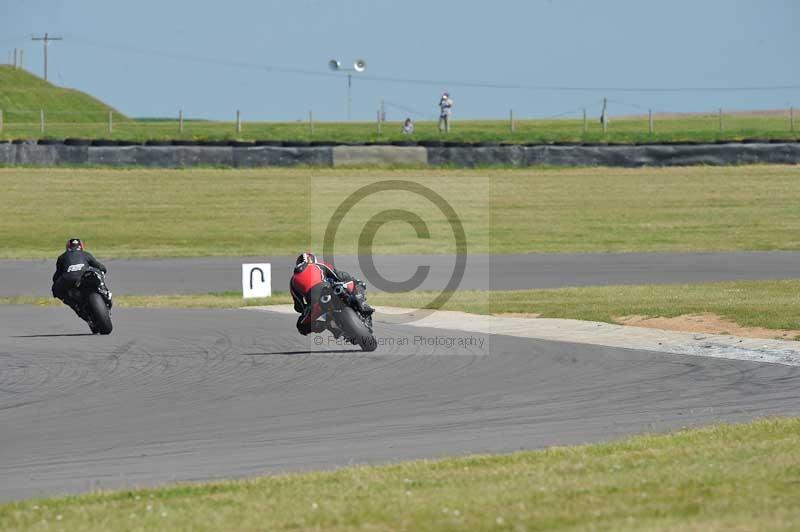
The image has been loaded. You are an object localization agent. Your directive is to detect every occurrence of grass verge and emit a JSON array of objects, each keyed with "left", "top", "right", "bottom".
[
  {"left": 1, "top": 417, "right": 798, "bottom": 531},
  {"left": 0, "top": 293, "right": 292, "bottom": 309},
  {"left": 390, "top": 279, "right": 800, "bottom": 333},
  {"left": 3, "top": 166, "right": 800, "bottom": 258},
  {"left": 6, "top": 279, "right": 800, "bottom": 333}
]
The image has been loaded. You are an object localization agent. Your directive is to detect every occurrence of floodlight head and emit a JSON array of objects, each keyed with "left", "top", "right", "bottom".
[
  {"left": 353, "top": 59, "right": 367, "bottom": 72},
  {"left": 328, "top": 59, "right": 341, "bottom": 71}
]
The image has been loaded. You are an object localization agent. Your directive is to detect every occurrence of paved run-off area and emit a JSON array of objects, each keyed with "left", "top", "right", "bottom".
[{"left": 1, "top": 305, "right": 798, "bottom": 502}]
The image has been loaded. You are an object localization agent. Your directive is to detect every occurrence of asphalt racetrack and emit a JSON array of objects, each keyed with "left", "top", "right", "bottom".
[
  {"left": 3, "top": 251, "right": 800, "bottom": 297},
  {"left": 1, "top": 305, "right": 798, "bottom": 501}
]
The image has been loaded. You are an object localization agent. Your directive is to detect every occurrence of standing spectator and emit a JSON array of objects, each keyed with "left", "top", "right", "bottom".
[
  {"left": 438, "top": 92, "right": 453, "bottom": 133},
  {"left": 402, "top": 117, "right": 415, "bottom": 135}
]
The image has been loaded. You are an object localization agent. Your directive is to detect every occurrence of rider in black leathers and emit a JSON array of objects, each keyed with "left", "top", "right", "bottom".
[{"left": 52, "top": 238, "right": 108, "bottom": 316}]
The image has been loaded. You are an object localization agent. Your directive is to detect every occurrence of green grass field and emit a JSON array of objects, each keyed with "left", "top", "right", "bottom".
[
  {"left": 2, "top": 165, "right": 800, "bottom": 258},
  {"left": 1, "top": 417, "right": 797, "bottom": 531},
  {"left": 7, "top": 279, "right": 800, "bottom": 334}
]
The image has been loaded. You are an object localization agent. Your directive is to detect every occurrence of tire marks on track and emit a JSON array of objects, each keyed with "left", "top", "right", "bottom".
[{"left": 0, "top": 306, "right": 799, "bottom": 501}]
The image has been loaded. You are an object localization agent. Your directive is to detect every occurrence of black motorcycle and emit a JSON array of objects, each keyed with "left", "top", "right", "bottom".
[
  {"left": 67, "top": 267, "right": 113, "bottom": 335},
  {"left": 314, "top": 281, "right": 377, "bottom": 352}
]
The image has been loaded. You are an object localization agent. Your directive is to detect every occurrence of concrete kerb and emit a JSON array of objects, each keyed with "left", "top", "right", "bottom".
[
  {"left": 248, "top": 304, "right": 800, "bottom": 367},
  {"left": 333, "top": 145, "right": 427, "bottom": 167}
]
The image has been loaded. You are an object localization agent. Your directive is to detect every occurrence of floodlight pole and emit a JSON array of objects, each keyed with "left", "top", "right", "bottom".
[
  {"left": 31, "top": 33, "right": 62, "bottom": 82},
  {"left": 348, "top": 73, "right": 352, "bottom": 121},
  {"left": 329, "top": 58, "right": 366, "bottom": 121}
]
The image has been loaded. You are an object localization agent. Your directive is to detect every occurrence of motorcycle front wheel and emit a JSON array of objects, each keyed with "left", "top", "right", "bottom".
[{"left": 336, "top": 306, "right": 376, "bottom": 352}]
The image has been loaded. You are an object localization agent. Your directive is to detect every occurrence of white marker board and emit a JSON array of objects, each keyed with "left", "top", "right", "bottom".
[{"left": 242, "top": 263, "right": 272, "bottom": 298}]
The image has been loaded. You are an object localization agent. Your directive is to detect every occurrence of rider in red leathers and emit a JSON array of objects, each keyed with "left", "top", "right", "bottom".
[{"left": 290, "top": 252, "right": 374, "bottom": 335}]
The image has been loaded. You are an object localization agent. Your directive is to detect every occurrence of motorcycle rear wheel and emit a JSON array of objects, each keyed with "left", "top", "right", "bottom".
[{"left": 87, "top": 293, "right": 113, "bottom": 335}]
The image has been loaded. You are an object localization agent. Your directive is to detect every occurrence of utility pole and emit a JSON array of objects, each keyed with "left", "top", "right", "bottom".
[
  {"left": 600, "top": 97, "right": 608, "bottom": 134},
  {"left": 31, "top": 33, "right": 63, "bottom": 82}
]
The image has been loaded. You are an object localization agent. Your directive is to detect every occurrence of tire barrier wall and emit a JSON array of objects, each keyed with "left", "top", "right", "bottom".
[
  {"left": 1, "top": 141, "right": 799, "bottom": 168},
  {"left": 427, "top": 143, "right": 800, "bottom": 167}
]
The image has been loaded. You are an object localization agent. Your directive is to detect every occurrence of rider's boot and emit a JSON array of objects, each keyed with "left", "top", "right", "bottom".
[{"left": 353, "top": 287, "right": 375, "bottom": 315}]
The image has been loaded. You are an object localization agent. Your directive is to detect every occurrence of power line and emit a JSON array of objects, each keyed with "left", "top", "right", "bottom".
[
  {"left": 359, "top": 74, "right": 800, "bottom": 94},
  {"left": 383, "top": 100, "right": 437, "bottom": 120},
  {"left": 64, "top": 36, "right": 800, "bottom": 94},
  {"left": 65, "top": 37, "right": 338, "bottom": 80}
]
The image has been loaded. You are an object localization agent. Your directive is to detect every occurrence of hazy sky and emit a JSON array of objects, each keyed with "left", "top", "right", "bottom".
[{"left": 2, "top": 0, "right": 798, "bottom": 120}]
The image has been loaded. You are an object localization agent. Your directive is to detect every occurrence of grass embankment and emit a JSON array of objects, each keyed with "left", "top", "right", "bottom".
[
  {"left": 6, "top": 279, "right": 800, "bottom": 334},
  {"left": 2, "top": 165, "right": 800, "bottom": 258},
  {"left": 0, "top": 65, "right": 127, "bottom": 126},
  {"left": 1, "top": 418, "right": 798, "bottom": 531}
]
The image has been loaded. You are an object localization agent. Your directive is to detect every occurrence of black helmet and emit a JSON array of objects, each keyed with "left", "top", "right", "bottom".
[
  {"left": 294, "top": 252, "right": 316, "bottom": 272},
  {"left": 66, "top": 238, "right": 83, "bottom": 251}
]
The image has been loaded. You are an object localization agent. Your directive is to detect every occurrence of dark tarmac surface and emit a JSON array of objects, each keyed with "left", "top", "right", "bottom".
[
  {"left": 2, "top": 251, "right": 800, "bottom": 297},
  {"left": 1, "top": 305, "right": 798, "bottom": 501}
]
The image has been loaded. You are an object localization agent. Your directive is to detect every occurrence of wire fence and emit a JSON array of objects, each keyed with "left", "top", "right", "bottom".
[{"left": 0, "top": 105, "right": 797, "bottom": 142}]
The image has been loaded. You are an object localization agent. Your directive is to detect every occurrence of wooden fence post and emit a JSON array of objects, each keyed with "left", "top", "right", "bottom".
[
  {"left": 179, "top": 110, "right": 184, "bottom": 133},
  {"left": 40, "top": 109, "right": 44, "bottom": 134},
  {"left": 236, "top": 110, "right": 241, "bottom": 134},
  {"left": 309, "top": 110, "right": 314, "bottom": 136},
  {"left": 648, "top": 109, "right": 654, "bottom": 134},
  {"left": 108, "top": 111, "right": 113, "bottom": 134},
  {"left": 509, "top": 109, "right": 515, "bottom": 133},
  {"left": 376, "top": 110, "right": 381, "bottom": 135},
  {"left": 582, "top": 108, "right": 587, "bottom": 134},
  {"left": 718, "top": 108, "right": 724, "bottom": 133}
]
